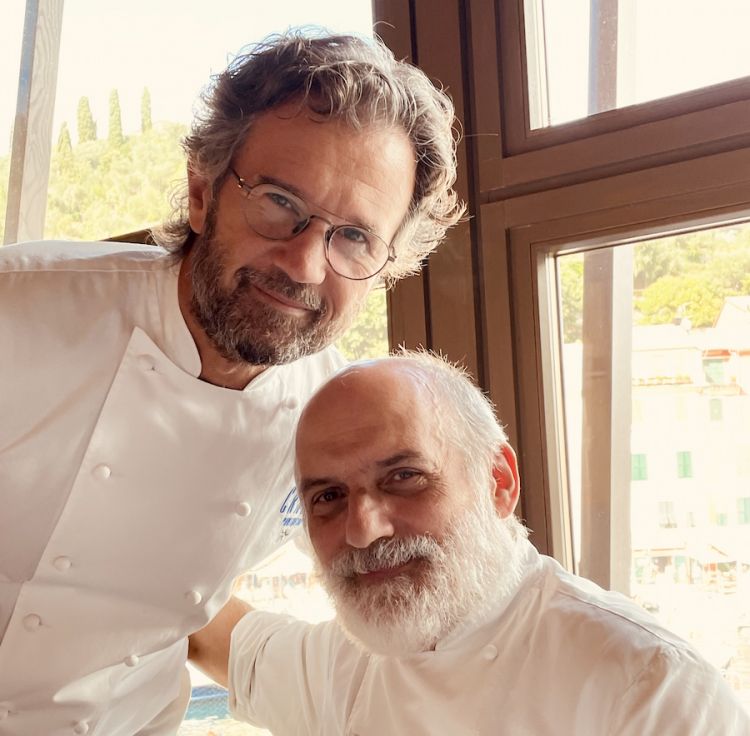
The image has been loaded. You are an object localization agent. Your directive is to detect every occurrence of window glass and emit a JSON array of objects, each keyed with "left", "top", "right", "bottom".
[
  {"left": 739, "top": 498, "right": 750, "bottom": 525},
  {"left": 524, "top": 0, "right": 750, "bottom": 129},
  {"left": 710, "top": 397, "right": 723, "bottom": 421},
  {"left": 558, "top": 222, "right": 750, "bottom": 713},
  {"left": 0, "top": 1, "right": 26, "bottom": 243},
  {"left": 676, "top": 450, "right": 693, "bottom": 479},
  {"left": 631, "top": 453, "right": 647, "bottom": 481}
]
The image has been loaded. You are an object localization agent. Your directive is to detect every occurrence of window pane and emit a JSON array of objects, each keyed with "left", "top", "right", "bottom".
[
  {"left": 631, "top": 453, "right": 647, "bottom": 481},
  {"left": 0, "top": 1, "right": 26, "bottom": 243},
  {"left": 335, "top": 287, "right": 389, "bottom": 361},
  {"left": 524, "top": 0, "right": 750, "bottom": 129},
  {"left": 558, "top": 222, "right": 750, "bottom": 713}
]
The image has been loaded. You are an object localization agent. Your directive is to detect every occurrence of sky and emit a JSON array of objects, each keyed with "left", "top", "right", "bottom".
[{"left": 1, "top": 0, "right": 374, "bottom": 154}]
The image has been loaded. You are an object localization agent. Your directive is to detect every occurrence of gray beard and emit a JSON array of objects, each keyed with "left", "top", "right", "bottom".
[
  {"left": 317, "top": 494, "right": 528, "bottom": 656},
  {"left": 188, "top": 224, "right": 348, "bottom": 366}
]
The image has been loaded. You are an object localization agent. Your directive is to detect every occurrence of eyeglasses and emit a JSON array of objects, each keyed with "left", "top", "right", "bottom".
[{"left": 230, "top": 168, "right": 395, "bottom": 281}]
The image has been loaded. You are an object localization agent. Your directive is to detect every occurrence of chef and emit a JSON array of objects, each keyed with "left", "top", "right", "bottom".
[
  {"left": 190, "top": 352, "right": 750, "bottom": 736},
  {"left": 0, "top": 32, "right": 462, "bottom": 735}
]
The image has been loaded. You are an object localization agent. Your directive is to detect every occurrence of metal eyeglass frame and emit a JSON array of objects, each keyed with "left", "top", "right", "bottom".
[{"left": 229, "top": 168, "right": 395, "bottom": 281}]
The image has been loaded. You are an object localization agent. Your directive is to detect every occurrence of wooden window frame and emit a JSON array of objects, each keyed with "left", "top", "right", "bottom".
[{"left": 376, "top": 0, "right": 750, "bottom": 569}]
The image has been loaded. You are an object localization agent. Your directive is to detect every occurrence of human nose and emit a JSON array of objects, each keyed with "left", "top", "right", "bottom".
[
  {"left": 271, "top": 218, "right": 330, "bottom": 285},
  {"left": 345, "top": 492, "right": 395, "bottom": 549}
]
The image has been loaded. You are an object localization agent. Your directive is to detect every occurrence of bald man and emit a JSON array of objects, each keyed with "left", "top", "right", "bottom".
[{"left": 189, "top": 353, "right": 750, "bottom": 735}]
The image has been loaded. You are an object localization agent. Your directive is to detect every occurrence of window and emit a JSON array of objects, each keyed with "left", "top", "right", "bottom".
[
  {"left": 523, "top": 0, "right": 750, "bottom": 130},
  {"left": 677, "top": 451, "right": 693, "bottom": 479},
  {"left": 374, "top": 0, "right": 750, "bottom": 715},
  {"left": 631, "top": 453, "right": 647, "bottom": 481},
  {"left": 709, "top": 398, "right": 723, "bottom": 421},
  {"left": 657, "top": 501, "right": 677, "bottom": 529},
  {"left": 0, "top": 2, "right": 25, "bottom": 243},
  {"left": 548, "top": 228, "right": 750, "bottom": 712},
  {"left": 704, "top": 358, "right": 727, "bottom": 385},
  {"left": 739, "top": 498, "right": 750, "bottom": 525}
]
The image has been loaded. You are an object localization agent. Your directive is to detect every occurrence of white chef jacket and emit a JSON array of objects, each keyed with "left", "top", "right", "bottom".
[
  {"left": 0, "top": 240, "right": 343, "bottom": 736},
  {"left": 229, "top": 539, "right": 750, "bottom": 735}
]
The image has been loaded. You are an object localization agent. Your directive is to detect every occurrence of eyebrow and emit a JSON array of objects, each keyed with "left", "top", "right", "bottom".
[
  {"left": 298, "top": 450, "right": 425, "bottom": 495},
  {"left": 255, "top": 173, "right": 378, "bottom": 233},
  {"left": 376, "top": 451, "right": 425, "bottom": 468}
]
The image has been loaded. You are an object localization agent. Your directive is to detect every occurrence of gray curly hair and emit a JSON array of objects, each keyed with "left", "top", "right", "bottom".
[{"left": 153, "top": 31, "right": 464, "bottom": 285}]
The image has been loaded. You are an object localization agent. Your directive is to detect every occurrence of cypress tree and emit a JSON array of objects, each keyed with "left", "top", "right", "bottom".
[
  {"left": 108, "top": 89, "right": 124, "bottom": 145},
  {"left": 141, "top": 87, "right": 152, "bottom": 133},
  {"left": 76, "top": 97, "right": 97, "bottom": 143},
  {"left": 57, "top": 122, "right": 73, "bottom": 156}
]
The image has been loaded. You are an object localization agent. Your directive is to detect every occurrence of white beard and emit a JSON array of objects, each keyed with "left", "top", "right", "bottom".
[{"left": 317, "top": 493, "right": 527, "bottom": 656}]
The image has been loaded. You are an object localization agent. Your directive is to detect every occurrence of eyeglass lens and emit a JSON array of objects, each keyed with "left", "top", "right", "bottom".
[{"left": 242, "top": 183, "right": 389, "bottom": 279}]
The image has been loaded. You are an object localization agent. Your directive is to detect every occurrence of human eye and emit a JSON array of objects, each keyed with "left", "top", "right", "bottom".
[
  {"left": 338, "top": 226, "right": 373, "bottom": 248},
  {"left": 248, "top": 183, "right": 301, "bottom": 214},
  {"left": 384, "top": 468, "right": 427, "bottom": 493},
  {"left": 309, "top": 487, "right": 346, "bottom": 517},
  {"left": 266, "top": 191, "right": 294, "bottom": 210}
]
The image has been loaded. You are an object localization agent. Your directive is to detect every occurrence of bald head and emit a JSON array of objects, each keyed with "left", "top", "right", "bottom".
[
  {"left": 296, "top": 359, "right": 440, "bottom": 460},
  {"left": 296, "top": 352, "right": 512, "bottom": 492}
]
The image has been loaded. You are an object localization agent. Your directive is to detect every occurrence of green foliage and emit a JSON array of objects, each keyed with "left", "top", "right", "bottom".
[
  {"left": 336, "top": 287, "right": 389, "bottom": 360},
  {"left": 557, "top": 228, "right": 750, "bottom": 342},
  {"left": 108, "top": 90, "right": 124, "bottom": 146},
  {"left": 559, "top": 256, "right": 583, "bottom": 342},
  {"left": 43, "top": 120, "right": 187, "bottom": 240},
  {"left": 76, "top": 97, "right": 97, "bottom": 143},
  {"left": 141, "top": 88, "right": 152, "bottom": 133},
  {"left": 635, "top": 228, "right": 750, "bottom": 327},
  {"left": 637, "top": 274, "right": 727, "bottom": 327},
  {"left": 57, "top": 122, "right": 72, "bottom": 157}
]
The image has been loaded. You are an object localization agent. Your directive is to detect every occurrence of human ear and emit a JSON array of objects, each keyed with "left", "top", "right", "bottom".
[
  {"left": 187, "top": 165, "right": 211, "bottom": 234},
  {"left": 491, "top": 443, "right": 520, "bottom": 519}
]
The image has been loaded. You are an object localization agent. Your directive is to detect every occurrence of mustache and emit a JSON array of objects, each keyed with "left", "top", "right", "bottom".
[
  {"left": 236, "top": 266, "right": 325, "bottom": 313},
  {"left": 328, "top": 535, "right": 444, "bottom": 578}
]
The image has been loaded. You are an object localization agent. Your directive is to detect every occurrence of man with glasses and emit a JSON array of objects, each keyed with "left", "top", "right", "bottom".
[{"left": 0, "top": 32, "right": 461, "bottom": 735}]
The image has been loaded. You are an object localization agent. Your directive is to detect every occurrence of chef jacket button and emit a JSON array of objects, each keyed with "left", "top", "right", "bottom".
[
  {"left": 23, "top": 613, "right": 42, "bottom": 631},
  {"left": 137, "top": 353, "right": 157, "bottom": 372},
  {"left": 235, "top": 502, "right": 252, "bottom": 517},
  {"left": 481, "top": 644, "right": 498, "bottom": 661},
  {"left": 185, "top": 590, "right": 203, "bottom": 605},
  {"left": 283, "top": 396, "right": 299, "bottom": 410},
  {"left": 123, "top": 654, "right": 139, "bottom": 667},
  {"left": 73, "top": 721, "right": 90, "bottom": 734},
  {"left": 0, "top": 705, "right": 9, "bottom": 719},
  {"left": 53, "top": 556, "right": 72, "bottom": 572},
  {"left": 92, "top": 463, "right": 111, "bottom": 481}
]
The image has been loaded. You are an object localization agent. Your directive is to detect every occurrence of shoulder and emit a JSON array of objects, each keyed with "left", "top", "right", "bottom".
[
  {"left": 0, "top": 239, "right": 170, "bottom": 275},
  {"left": 513, "top": 557, "right": 749, "bottom": 732},
  {"left": 537, "top": 556, "right": 695, "bottom": 660},
  {"left": 0, "top": 240, "right": 175, "bottom": 339}
]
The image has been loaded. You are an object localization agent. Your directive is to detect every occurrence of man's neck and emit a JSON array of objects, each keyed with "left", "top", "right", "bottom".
[{"left": 177, "top": 255, "right": 266, "bottom": 391}]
